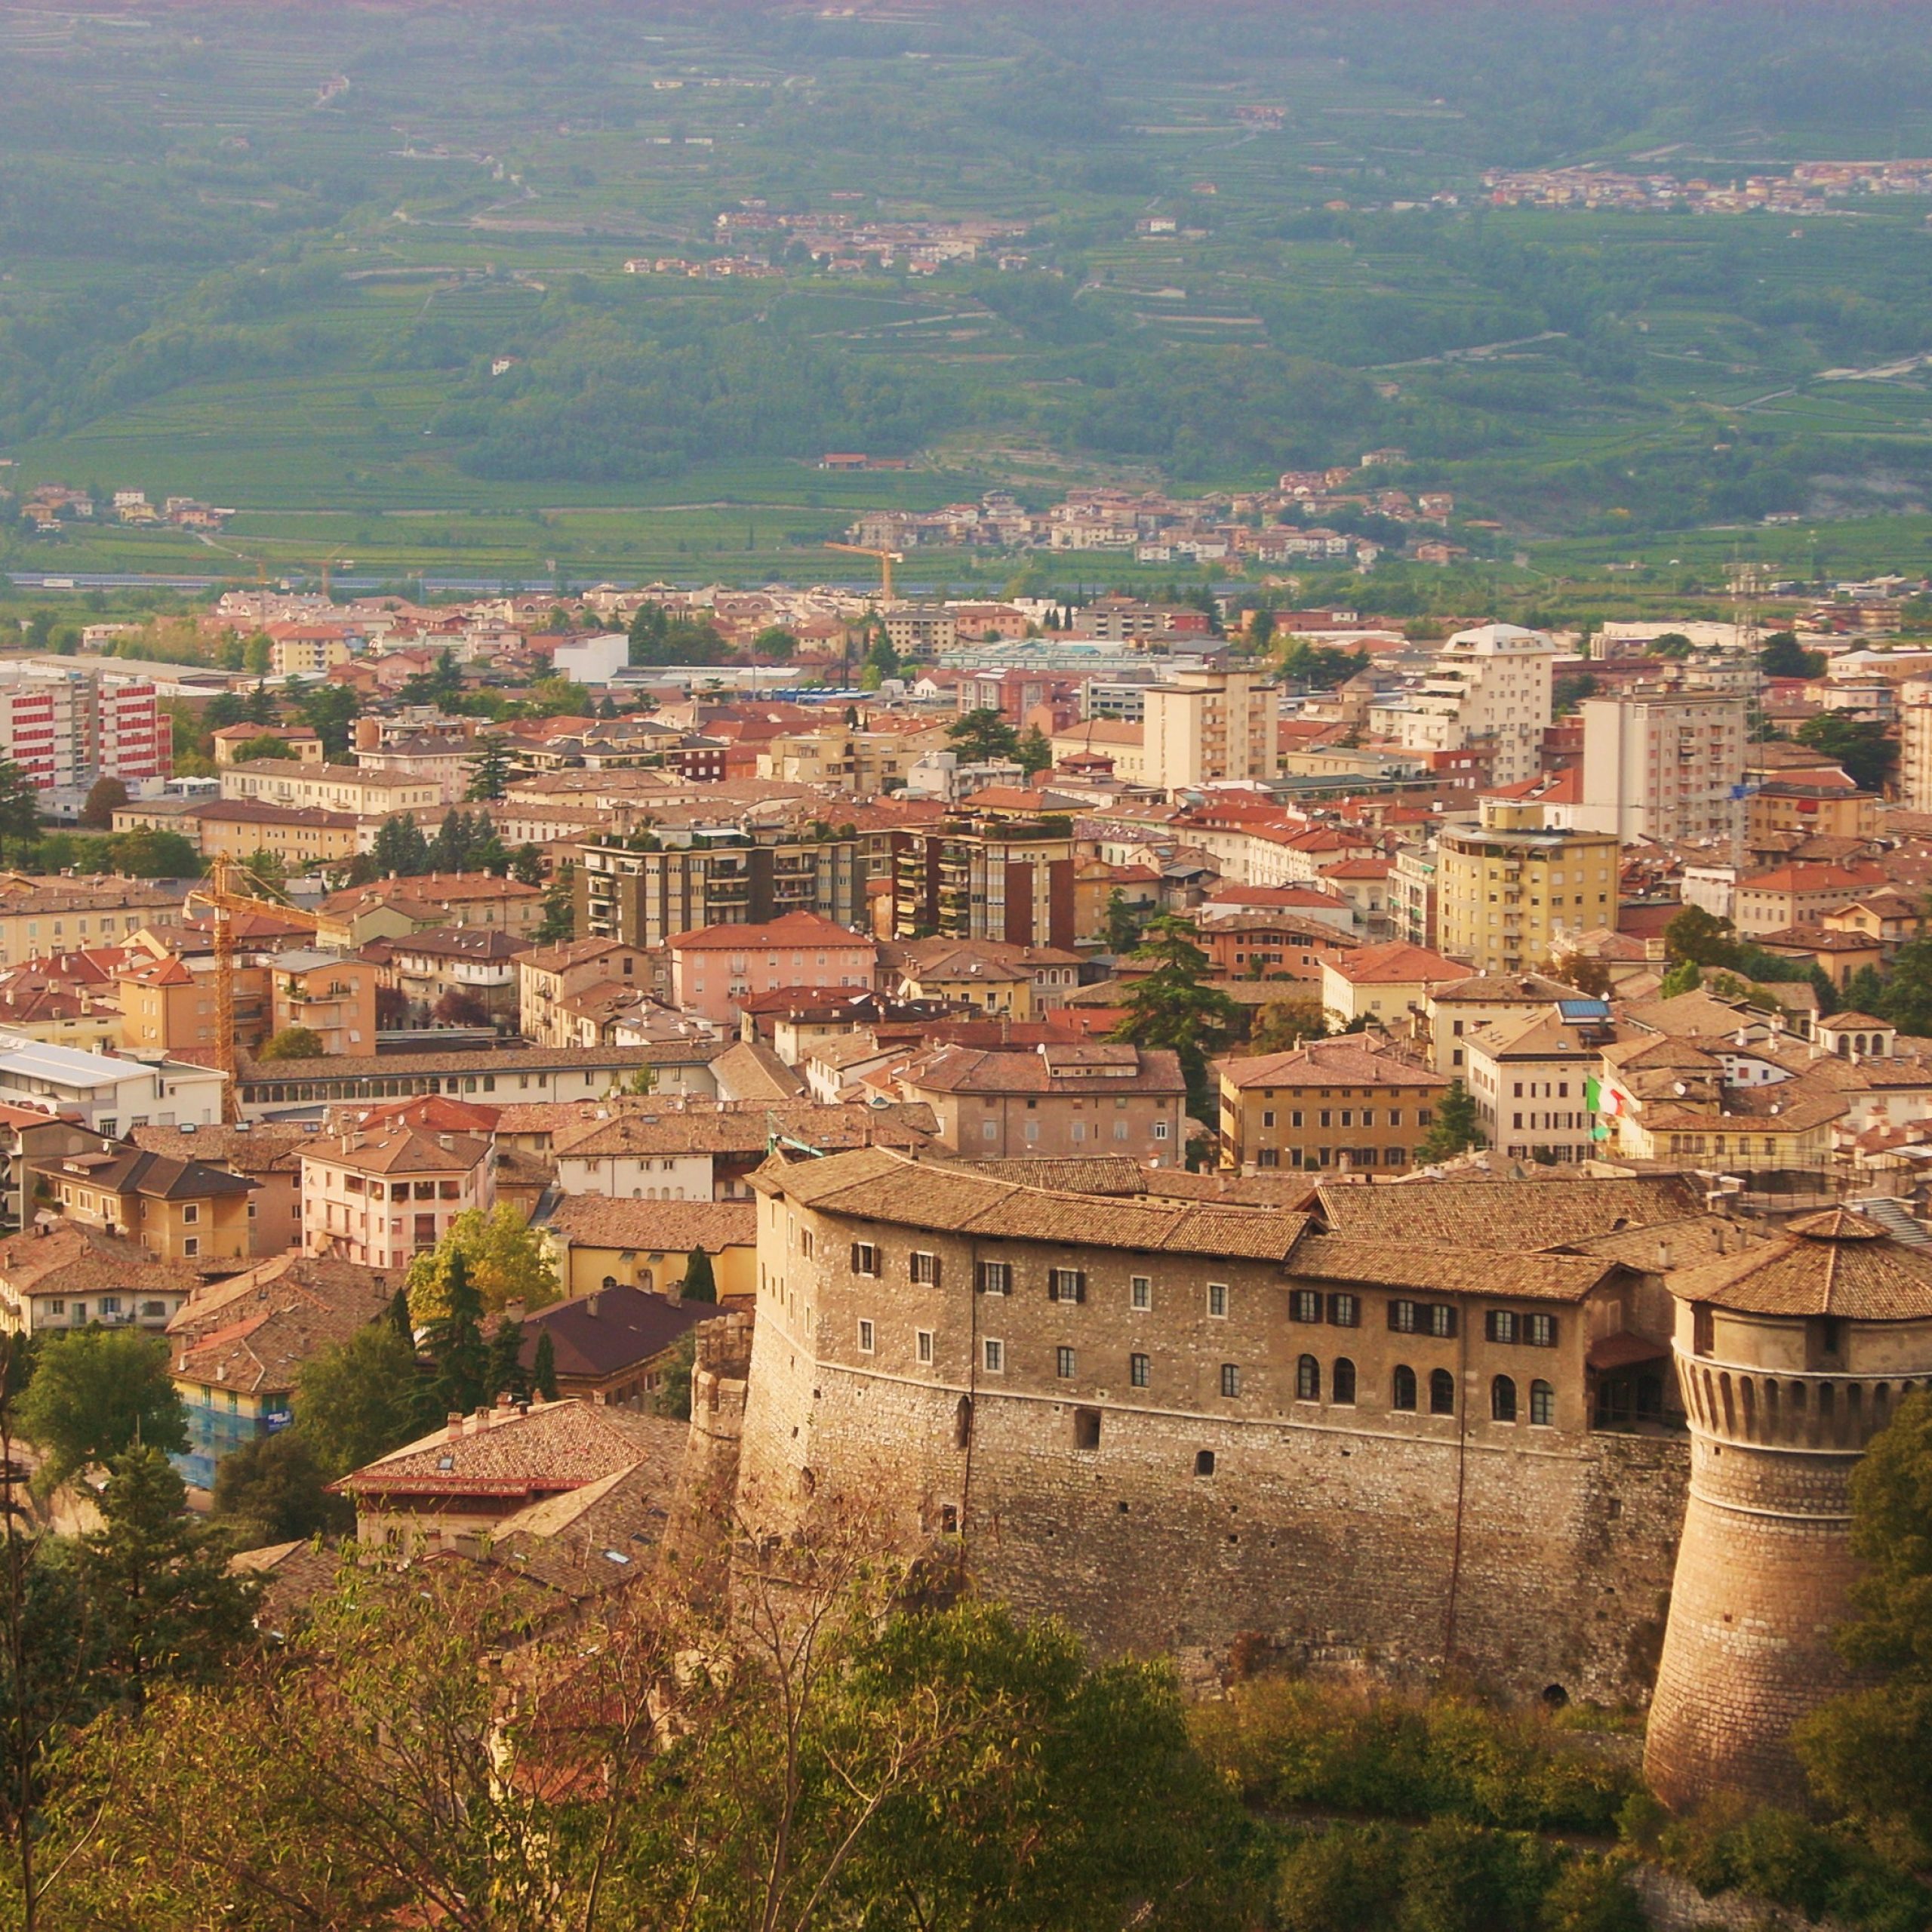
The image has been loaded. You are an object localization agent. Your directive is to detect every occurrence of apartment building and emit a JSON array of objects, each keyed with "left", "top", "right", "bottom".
[
  {"left": 1903, "top": 681, "right": 1932, "bottom": 813},
  {"left": 313, "top": 873, "right": 544, "bottom": 949},
  {"left": 269, "top": 632, "right": 351, "bottom": 677},
  {"left": 669, "top": 911, "right": 878, "bottom": 1023},
  {"left": 1140, "top": 667, "right": 1279, "bottom": 792},
  {"left": 518, "top": 937, "right": 654, "bottom": 1045},
  {"left": 1376, "top": 623, "right": 1558, "bottom": 789},
  {"left": 219, "top": 758, "right": 443, "bottom": 819},
  {"left": 302, "top": 1124, "right": 495, "bottom": 1270},
  {"left": 1216, "top": 1036, "right": 1450, "bottom": 1173},
  {"left": 0, "top": 666, "right": 169, "bottom": 798},
  {"left": 1463, "top": 1008, "right": 1606, "bottom": 1164},
  {"left": 580, "top": 829, "right": 867, "bottom": 950},
  {"left": 0, "top": 1034, "right": 225, "bottom": 1137},
  {"left": 1574, "top": 689, "right": 1748, "bottom": 844},
  {"left": 192, "top": 800, "right": 365, "bottom": 867},
  {"left": 0, "top": 879, "right": 187, "bottom": 967},
  {"left": 269, "top": 950, "right": 380, "bottom": 1058},
  {"left": 888, "top": 817, "right": 1077, "bottom": 947},
  {"left": 1436, "top": 799, "right": 1620, "bottom": 974}
]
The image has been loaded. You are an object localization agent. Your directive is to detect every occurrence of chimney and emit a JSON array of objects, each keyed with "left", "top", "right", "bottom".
[
  {"left": 1656, "top": 1240, "right": 1673, "bottom": 1272},
  {"left": 495, "top": 1392, "right": 513, "bottom": 1411},
  {"left": 586, "top": 1293, "right": 600, "bottom": 1318},
  {"left": 447, "top": 1412, "right": 464, "bottom": 1440},
  {"left": 466, "top": 1407, "right": 489, "bottom": 1435}
]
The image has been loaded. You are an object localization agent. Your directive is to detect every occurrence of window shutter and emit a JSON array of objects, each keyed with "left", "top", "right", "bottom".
[
  {"left": 851, "top": 1242, "right": 864, "bottom": 1273},
  {"left": 1074, "top": 1270, "right": 1087, "bottom": 1304}
]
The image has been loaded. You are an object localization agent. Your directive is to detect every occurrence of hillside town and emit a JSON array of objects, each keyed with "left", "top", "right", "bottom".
[{"left": 7, "top": 561, "right": 1932, "bottom": 1904}]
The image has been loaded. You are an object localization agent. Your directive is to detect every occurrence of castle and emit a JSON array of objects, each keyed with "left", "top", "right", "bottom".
[{"left": 720, "top": 1150, "right": 1932, "bottom": 1808}]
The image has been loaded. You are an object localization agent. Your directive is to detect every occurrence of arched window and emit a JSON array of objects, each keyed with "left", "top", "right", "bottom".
[
  {"left": 1530, "top": 1380, "right": 1555, "bottom": 1426},
  {"left": 1296, "top": 1354, "right": 1321, "bottom": 1401},
  {"left": 601, "top": 1275, "right": 618, "bottom": 1291},
  {"left": 1429, "top": 1368, "right": 1456, "bottom": 1416},
  {"left": 1332, "top": 1358, "right": 1357, "bottom": 1405},
  {"left": 1491, "top": 1375, "right": 1518, "bottom": 1423},
  {"left": 1392, "top": 1364, "right": 1417, "bottom": 1412}
]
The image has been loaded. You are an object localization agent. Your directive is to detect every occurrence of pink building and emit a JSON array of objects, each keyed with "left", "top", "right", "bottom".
[
  {"left": 668, "top": 911, "right": 879, "bottom": 1023},
  {"left": 300, "top": 1124, "right": 495, "bottom": 1271}
]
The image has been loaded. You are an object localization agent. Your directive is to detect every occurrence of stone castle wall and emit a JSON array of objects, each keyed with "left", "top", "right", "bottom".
[{"left": 736, "top": 1192, "right": 1689, "bottom": 1702}]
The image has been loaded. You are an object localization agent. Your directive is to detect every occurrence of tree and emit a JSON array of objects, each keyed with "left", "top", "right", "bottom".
[
  {"left": 487, "top": 1313, "right": 530, "bottom": 1409},
  {"left": 211, "top": 1431, "right": 350, "bottom": 1546},
  {"left": 428, "top": 807, "right": 477, "bottom": 873},
  {"left": 753, "top": 625, "right": 797, "bottom": 661},
  {"left": 1278, "top": 637, "right": 1360, "bottom": 689},
  {"left": 947, "top": 706, "right": 1021, "bottom": 764},
  {"left": 1658, "top": 958, "right": 1702, "bottom": 999},
  {"left": 1876, "top": 932, "right": 1932, "bottom": 1038},
  {"left": 244, "top": 679, "right": 277, "bottom": 727},
  {"left": 654, "top": 1330, "right": 697, "bottom": 1420},
  {"left": 1016, "top": 723, "right": 1052, "bottom": 775},
  {"left": 0, "top": 764, "right": 40, "bottom": 863},
  {"left": 78, "top": 777, "right": 128, "bottom": 829},
  {"left": 1663, "top": 903, "right": 1741, "bottom": 971},
  {"left": 1844, "top": 964, "right": 1890, "bottom": 1016},
  {"left": 231, "top": 733, "right": 295, "bottom": 763},
  {"left": 105, "top": 827, "right": 202, "bottom": 878},
  {"left": 201, "top": 691, "right": 247, "bottom": 733},
  {"left": 510, "top": 842, "right": 543, "bottom": 887},
  {"left": 1798, "top": 712, "right": 1897, "bottom": 794},
  {"left": 1248, "top": 606, "right": 1276, "bottom": 651},
  {"left": 432, "top": 989, "right": 492, "bottom": 1029},
  {"left": 1761, "top": 630, "right": 1825, "bottom": 679},
  {"left": 77, "top": 1446, "right": 257, "bottom": 1710},
  {"left": 241, "top": 847, "right": 288, "bottom": 892},
  {"left": 681, "top": 1246, "right": 717, "bottom": 1305},
  {"left": 1109, "top": 917, "right": 1241, "bottom": 1124},
  {"left": 531, "top": 1329, "right": 559, "bottom": 1402},
  {"left": 1651, "top": 632, "right": 1694, "bottom": 660},
  {"left": 1416, "top": 1078, "right": 1485, "bottom": 1164},
  {"left": 371, "top": 814, "right": 431, "bottom": 878},
  {"left": 466, "top": 736, "right": 511, "bottom": 801},
  {"left": 295, "top": 681, "right": 360, "bottom": 759},
  {"left": 420, "top": 1251, "right": 491, "bottom": 1419},
  {"left": 408, "top": 1204, "right": 561, "bottom": 1324},
  {"left": 1249, "top": 997, "right": 1328, "bottom": 1053},
  {"left": 243, "top": 634, "right": 272, "bottom": 676},
  {"left": 537, "top": 860, "right": 576, "bottom": 943},
  {"left": 1103, "top": 888, "right": 1144, "bottom": 956},
  {"left": 259, "top": 1025, "right": 324, "bottom": 1062},
  {"left": 17, "top": 1328, "right": 186, "bottom": 1496},
  {"left": 293, "top": 1321, "right": 424, "bottom": 1482}
]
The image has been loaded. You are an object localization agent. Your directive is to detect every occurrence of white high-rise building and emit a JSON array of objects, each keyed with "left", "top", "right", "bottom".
[
  {"left": 1140, "top": 667, "right": 1278, "bottom": 793},
  {"left": 1377, "top": 623, "right": 1557, "bottom": 788},
  {"left": 1573, "top": 689, "right": 1747, "bottom": 847},
  {"left": 1900, "top": 681, "right": 1932, "bottom": 813}
]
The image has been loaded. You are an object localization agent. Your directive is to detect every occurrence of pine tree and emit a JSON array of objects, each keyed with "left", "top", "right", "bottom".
[
  {"left": 387, "top": 1287, "right": 415, "bottom": 1348},
  {"left": 244, "top": 680, "right": 277, "bottom": 727},
  {"left": 424, "top": 1253, "right": 490, "bottom": 1420},
  {"left": 487, "top": 1316, "right": 528, "bottom": 1405},
  {"left": 1416, "top": 1078, "right": 1485, "bottom": 1164},
  {"left": 466, "top": 737, "right": 511, "bottom": 801},
  {"left": 1844, "top": 964, "right": 1890, "bottom": 1016},
  {"left": 1108, "top": 917, "right": 1239, "bottom": 1125},
  {"left": 511, "top": 844, "right": 544, "bottom": 887},
  {"left": 532, "top": 1330, "right": 559, "bottom": 1401},
  {"left": 428, "top": 808, "right": 472, "bottom": 873},
  {"left": 681, "top": 1246, "right": 717, "bottom": 1304},
  {"left": 537, "top": 862, "right": 577, "bottom": 943},
  {"left": 0, "top": 761, "right": 41, "bottom": 863},
  {"left": 78, "top": 1447, "right": 257, "bottom": 1710},
  {"left": 372, "top": 815, "right": 431, "bottom": 878}
]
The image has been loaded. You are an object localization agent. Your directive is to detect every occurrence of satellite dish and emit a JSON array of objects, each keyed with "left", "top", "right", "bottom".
[{"left": 1674, "top": 1080, "right": 1687, "bottom": 1096}]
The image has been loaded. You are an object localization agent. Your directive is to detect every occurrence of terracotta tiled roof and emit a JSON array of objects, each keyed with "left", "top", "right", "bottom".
[
  {"left": 1218, "top": 1039, "right": 1449, "bottom": 1091},
  {"left": 517, "top": 1284, "right": 711, "bottom": 1380},
  {"left": 169, "top": 1253, "right": 393, "bottom": 1395},
  {"left": 1315, "top": 1175, "right": 1705, "bottom": 1251},
  {"left": 542, "top": 1195, "right": 756, "bottom": 1254},
  {"left": 1666, "top": 1208, "right": 1932, "bottom": 1318},
  {"left": 901, "top": 1042, "right": 1184, "bottom": 1097},
  {"left": 31, "top": 1146, "right": 257, "bottom": 1202},
  {"left": 669, "top": 911, "right": 871, "bottom": 951},
  {"left": 335, "top": 1398, "right": 663, "bottom": 1500},
  {"left": 304, "top": 1125, "right": 491, "bottom": 1177},
  {"left": 1326, "top": 941, "right": 1465, "bottom": 985},
  {"left": 0, "top": 1221, "right": 205, "bottom": 1301},
  {"left": 709, "top": 1039, "right": 806, "bottom": 1102},
  {"left": 552, "top": 1100, "right": 935, "bottom": 1159},
  {"left": 1287, "top": 1234, "right": 1616, "bottom": 1305}
]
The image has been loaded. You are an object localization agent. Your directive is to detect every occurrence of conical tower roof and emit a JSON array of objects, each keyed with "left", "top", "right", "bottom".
[{"left": 1666, "top": 1208, "right": 1932, "bottom": 1321}]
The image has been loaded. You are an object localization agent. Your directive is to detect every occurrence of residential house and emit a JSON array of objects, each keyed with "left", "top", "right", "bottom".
[
  {"left": 193, "top": 800, "right": 365, "bottom": 869},
  {"left": 1425, "top": 972, "right": 1585, "bottom": 1077},
  {"left": 887, "top": 936, "right": 1084, "bottom": 1017},
  {"left": 537, "top": 1195, "right": 758, "bottom": 1301},
  {"left": 0, "top": 1034, "right": 225, "bottom": 1137},
  {"left": 896, "top": 1041, "right": 1187, "bottom": 1164},
  {"left": 1463, "top": 1008, "right": 1608, "bottom": 1164},
  {"left": 0, "top": 1220, "right": 202, "bottom": 1335},
  {"left": 332, "top": 1397, "right": 668, "bottom": 1555},
  {"left": 389, "top": 928, "right": 531, "bottom": 1025},
  {"left": 518, "top": 937, "right": 654, "bottom": 1046},
  {"left": 314, "top": 873, "right": 545, "bottom": 951},
  {"left": 1732, "top": 863, "right": 1894, "bottom": 939},
  {"left": 1216, "top": 1037, "right": 1450, "bottom": 1174},
  {"left": 115, "top": 952, "right": 217, "bottom": 1057},
  {"left": 167, "top": 1252, "right": 392, "bottom": 1488},
  {"left": 668, "top": 911, "right": 879, "bottom": 1025},
  {"left": 0, "top": 878, "right": 188, "bottom": 968},
  {"left": 512, "top": 1283, "right": 717, "bottom": 1409},
  {"left": 1318, "top": 941, "right": 1469, "bottom": 1032},
  {"left": 33, "top": 1146, "right": 257, "bottom": 1261},
  {"left": 131, "top": 1121, "right": 315, "bottom": 1254},
  {"left": 303, "top": 1124, "right": 495, "bottom": 1269}
]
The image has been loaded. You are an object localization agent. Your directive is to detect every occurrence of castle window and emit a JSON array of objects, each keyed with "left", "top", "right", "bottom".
[
  {"left": 1130, "top": 1352, "right": 1149, "bottom": 1389},
  {"left": 1427, "top": 1305, "right": 1457, "bottom": 1340},
  {"left": 1530, "top": 1380, "right": 1555, "bottom": 1426},
  {"left": 1328, "top": 1294, "right": 1358, "bottom": 1327},
  {"left": 851, "top": 1242, "right": 878, "bottom": 1276},
  {"left": 910, "top": 1251, "right": 941, "bottom": 1286},
  {"left": 983, "top": 1339, "right": 1004, "bottom": 1374},
  {"left": 1131, "top": 1275, "right": 1152, "bottom": 1311},
  {"left": 1296, "top": 1355, "right": 1320, "bottom": 1401},
  {"left": 1389, "top": 1300, "right": 1418, "bottom": 1333},
  {"left": 916, "top": 1330, "right": 934, "bottom": 1365},
  {"left": 1056, "top": 1346, "right": 1076, "bottom": 1380},
  {"left": 1048, "top": 1268, "right": 1087, "bottom": 1304},
  {"left": 1486, "top": 1310, "right": 1518, "bottom": 1344},
  {"left": 1527, "top": 1313, "right": 1557, "bottom": 1348},
  {"left": 1220, "top": 1363, "right": 1241, "bottom": 1399},
  {"left": 977, "top": 1260, "right": 1011, "bottom": 1296},
  {"left": 857, "top": 1320, "right": 875, "bottom": 1354},
  {"left": 1392, "top": 1365, "right": 1417, "bottom": 1411},
  {"left": 1195, "top": 1450, "right": 1216, "bottom": 1478},
  {"left": 955, "top": 1395, "right": 973, "bottom": 1447},
  {"left": 1073, "top": 1408, "right": 1102, "bottom": 1451},
  {"left": 1291, "top": 1290, "right": 1321, "bottom": 1324},
  {"left": 1208, "top": 1283, "right": 1228, "bottom": 1318},
  {"left": 1429, "top": 1369, "right": 1456, "bottom": 1416},
  {"left": 1693, "top": 1304, "right": 1715, "bottom": 1357},
  {"left": 1333, "top": 1358, "right": 1357, "bottom": 1404},
  {"left": 1491, "top": 1376, "right": 1518, "bottom": 1423}
]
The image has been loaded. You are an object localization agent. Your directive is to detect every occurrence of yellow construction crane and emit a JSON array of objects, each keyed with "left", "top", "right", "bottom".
[
  {"left": 183, "top": 857, "right": 322, "bottom": 1124},
  {"left": 824, "top": 541, "right": 902, "bottom": 603}
]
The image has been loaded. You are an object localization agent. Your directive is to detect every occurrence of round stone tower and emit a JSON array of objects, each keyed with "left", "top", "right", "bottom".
[{"left": 1645, "top": 1208, "right": 1932, "bottom": 1810}]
